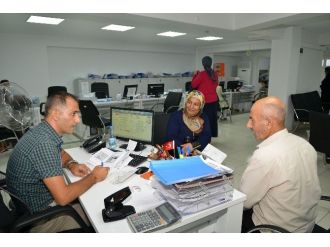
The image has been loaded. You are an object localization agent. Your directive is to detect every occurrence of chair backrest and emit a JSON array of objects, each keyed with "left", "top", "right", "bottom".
[
  {"left": 309, "top": 111, "right": 330, "bottom": 154},
  {"left": 78, "top": 100, "right": 104, "bottom": 129},
  {"left": 185, "top": 81, "right": 192, "bottom": 92},
  {"left": 290, "top": 91, "right": 323, "bottom": 122},
  {"left": 153, "top": 112, "right": 171, "bottom": 145},
  {"left": 39, "top": 86, "right": 68, "bottom": 116},
  {"left": 91, "top": 82, "right": 109, "bottom": 99},
  {"left": 47, "top": 86, "right": 67, "bottom": 98},
  {"left": 164, "top": 92, "right": 182, "bottom": 113},
  {"left": 0, "top": 189, "right": 15, "bottom": 232}
]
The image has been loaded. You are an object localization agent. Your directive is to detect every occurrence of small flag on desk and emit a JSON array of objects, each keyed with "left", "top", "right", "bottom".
[{"left": 162, "top": 140, "right": 175, "bottom": 151}]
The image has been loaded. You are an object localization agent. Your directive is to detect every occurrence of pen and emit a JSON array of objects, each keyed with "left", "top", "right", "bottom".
[
  {"left": 186, "top": 146, "right": 191, "bottom": 156},
  {"left": 101, "top": 161, "right": 104, "bottom": 167}
]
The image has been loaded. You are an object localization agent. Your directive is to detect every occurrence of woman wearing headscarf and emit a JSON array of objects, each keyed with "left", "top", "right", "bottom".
[
  {"left": 166, "top": 90, "right": 211, "bottom": 155},
  {"left": 191, "top": 56, "right": 219, "bottom": 137}
]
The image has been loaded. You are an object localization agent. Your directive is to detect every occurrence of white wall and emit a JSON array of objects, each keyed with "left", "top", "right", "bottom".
[
  {"left": 213, "top": 55, "right": 240, "bottom": 81},
  {"left": 214, "top": 50, "right": 271, "bottom": 88},
  {"left": 297, "top": 47, "right": 324, "bottom": 94},
  {"left": 0, "top": 33, "right": 195, "bottom": 101}
]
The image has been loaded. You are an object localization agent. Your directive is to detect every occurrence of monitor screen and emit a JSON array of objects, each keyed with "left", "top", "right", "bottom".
[
  {"left": 147, "top": 83, "right": 164, "bottom": 97},
  {"left": 110, "top": 107, "right": 154, "bottom": 145},
  {"left": 227, "top": 81, "right": 243, "bottom": 91},
  {"left": 123, "top": 84, "right": 138, "bottom": 98}
]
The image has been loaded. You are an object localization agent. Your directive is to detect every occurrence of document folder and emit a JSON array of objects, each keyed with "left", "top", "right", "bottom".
[{"left": 149, "top": 156, "right": 220, "bottom": 185}]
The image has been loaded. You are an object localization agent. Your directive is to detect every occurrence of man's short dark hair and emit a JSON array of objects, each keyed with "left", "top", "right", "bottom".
[{"left": 44, "top": 92, "right": 78, "bottom": 117}]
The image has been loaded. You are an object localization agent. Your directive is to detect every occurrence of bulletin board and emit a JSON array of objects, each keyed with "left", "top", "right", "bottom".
[{"left": 214, "top": 63, "right": 225, "bottom": 77}]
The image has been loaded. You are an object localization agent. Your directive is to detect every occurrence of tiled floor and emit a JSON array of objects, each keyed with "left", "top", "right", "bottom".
[{"left": 1, "top": 113, "right": 330, "bottom": 231}]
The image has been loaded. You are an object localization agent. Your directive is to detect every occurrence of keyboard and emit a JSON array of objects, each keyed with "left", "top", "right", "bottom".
[{"left": 128, "top": 153, "right": 148, "bottom": 167}]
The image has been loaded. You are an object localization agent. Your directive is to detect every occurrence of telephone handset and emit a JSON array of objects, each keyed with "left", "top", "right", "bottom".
[{"left": 81, "top": 135, "right": 106, "bottom": 153}]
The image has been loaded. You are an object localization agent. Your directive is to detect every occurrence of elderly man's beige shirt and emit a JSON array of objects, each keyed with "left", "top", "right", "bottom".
[{"left": 240, "top": 129, "right": 321, "bottom": 232}]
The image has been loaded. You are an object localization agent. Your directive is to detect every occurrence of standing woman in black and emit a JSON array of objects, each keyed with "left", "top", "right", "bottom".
[
  {"left": 320, "top": 66, "right": 330, "bottom": 113},
  {"left": 191, "top": 56, "right": 219, "bottom": 137}
]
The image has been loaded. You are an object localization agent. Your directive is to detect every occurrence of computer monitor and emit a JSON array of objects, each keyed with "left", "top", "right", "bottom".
[
  {"left": 227, "top": 81, "right": 243, "bottom": 91},
  {"left": 123, "top": 84, "right": 138, "bottom": 99},
  {"left": 147, "top": 83, "right": 164, "bottom": 97},
  {"left": 219, "top": 81, "right": 225, "bottom": 91},
  {"left": 110, "top": 107, "right": 154, "bottom": 151}
]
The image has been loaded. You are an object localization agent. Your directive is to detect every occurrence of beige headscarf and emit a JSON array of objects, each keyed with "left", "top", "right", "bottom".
[{"left": 183, "top": 90, "right": 205, "bottom": 133}]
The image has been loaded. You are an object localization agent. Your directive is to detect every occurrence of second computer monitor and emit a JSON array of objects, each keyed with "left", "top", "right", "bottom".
[
  {"left": 147, "top": 83, "right": 164, "bottom": 97},
  {"left": 123, "top": 84, "right": 138, "bottom": 99}
]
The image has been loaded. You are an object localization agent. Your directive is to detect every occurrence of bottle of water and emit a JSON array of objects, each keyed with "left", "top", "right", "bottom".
[{"left": 108, "top": 125, "right": 117, "bottom": 149}]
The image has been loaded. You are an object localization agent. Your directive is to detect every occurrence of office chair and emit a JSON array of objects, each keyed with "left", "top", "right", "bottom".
[
  {"left": 91, "top": 82, "right": 109, "bottom": 99},
  {"left": 39, "top": 86, "right": 68, "bottom": 116},
  {"left": 216, "top": 85, "right": 232, "bottom": 122},
  {"left": 78, "top": 100, "right": 111, "bottom": 138},
  {"left": 152, "top": 112, "right": 171, "bottom": 145},
  {"left": 0, "top": 185, "right": 91, "bottom": 232},
  {"left": 309, "top": 111, "right": 330, "bottom": 164},
  {"left": 290, "top": 91, "right": 323, "bottom": 132},
  {"left": 185, "top": 81, "right": 192, "bottom": 92},
  {"left": 151, "top": 92, "right": 182, "bottom": 114}
]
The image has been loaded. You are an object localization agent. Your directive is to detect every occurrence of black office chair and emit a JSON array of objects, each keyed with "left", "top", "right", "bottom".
[
  {"left": 152, "top": 112, "right": 171, "bottom": 145},
  {"left": 91, "top": 82, "right": 109, "bottom": 99},
  {"left": 151, "top": 92, "right": 182, "bottom": 114},
  {"left": 79, "top": 100, "right": 111, "bottom": 137},
  {"left": 0, "top": 173, "right": 91, "bottom": 233},
  {"left": 185, "top": 81, "right": 192, "bottom": 92},
  {"left": 309, "top": 111, "right": 330, "bottom": 164},
  {"left": 290, "top": 91, "right": 324, "bottom": 132},
  {"left": 39, "top": 86, "right": 68, "bottom": 116}
]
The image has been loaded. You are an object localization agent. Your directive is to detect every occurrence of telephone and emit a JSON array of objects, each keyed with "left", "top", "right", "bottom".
[{"left": 81, "top": 134, "right": 106, "bottom": 153}]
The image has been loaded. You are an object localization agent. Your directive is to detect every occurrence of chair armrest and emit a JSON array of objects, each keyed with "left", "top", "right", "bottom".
[
  {"left": 293, "top": 108, "right": 310, "bottom": 121},
  {"left": 165, "top": 105, "right": 180, "bottom": 114},
  {"left": 11, "top": 205, "right": 90, "bottom": 232},
  {"left": 151, "top": 102, "right": 164, "bottom": 111},
  {"left": 0, "top": 171, "right": 6, "bottom": 188},
  {"left": 247, "top": 224, "right": 290, "bottom": 233}
]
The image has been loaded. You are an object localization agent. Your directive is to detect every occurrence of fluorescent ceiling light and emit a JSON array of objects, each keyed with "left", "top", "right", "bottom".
[
  {"left": 157, "top": 31, "right": 186, "bottom": 37},
  {"left": 27, "top": 15, "right": 64, "bottom": 25},
  {"left": 101, "top": 24, "right": 135, "bottom": 31},
  {"left": 196, "top": 36, "right": 223, "bottom": 41}
]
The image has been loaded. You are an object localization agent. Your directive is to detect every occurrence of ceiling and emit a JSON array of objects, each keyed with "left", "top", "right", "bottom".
[{"left": 0, "top": 13, "right": 329, "bottom": 48}]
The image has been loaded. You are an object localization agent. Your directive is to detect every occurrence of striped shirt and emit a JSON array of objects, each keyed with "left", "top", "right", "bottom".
[{"left": 6, "top": 121, "right": 64, "bottom": 213}]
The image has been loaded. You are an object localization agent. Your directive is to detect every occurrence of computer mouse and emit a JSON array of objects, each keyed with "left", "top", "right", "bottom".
[{"left": 135, "top": 166, "right": 149, "bottom": 175}]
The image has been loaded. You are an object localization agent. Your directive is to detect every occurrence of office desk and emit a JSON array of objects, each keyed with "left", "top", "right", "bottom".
[
  {"left": 65, "top": 147, "right": 246, "bottom": 233},
  {"left": 224, "top": 90, "right": 255, "bottom": 113},
  {"left": 94, "top": 97, "right": 166, "bottom": 110}
]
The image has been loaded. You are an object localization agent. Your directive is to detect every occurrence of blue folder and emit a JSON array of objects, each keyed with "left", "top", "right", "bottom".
[{"left": 149, "top": 156, "right": 220, "bottom": 185}]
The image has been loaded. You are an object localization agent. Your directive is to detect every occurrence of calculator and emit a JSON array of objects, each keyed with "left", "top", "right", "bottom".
[{"left": 127, "top": 202, "right": 181, "bottom": 233}]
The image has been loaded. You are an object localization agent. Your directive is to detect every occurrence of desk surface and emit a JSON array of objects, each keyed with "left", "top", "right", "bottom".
[
  {"left": 93, "top": 96, "right": 166, "bottom": 108},
  {"left": 65, "top": 147, "right": 246, "bottom": 233}
]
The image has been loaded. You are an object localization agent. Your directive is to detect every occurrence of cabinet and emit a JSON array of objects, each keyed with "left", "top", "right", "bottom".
[{"left": 74, "top": 77, "right": 192, "bottom": 99}]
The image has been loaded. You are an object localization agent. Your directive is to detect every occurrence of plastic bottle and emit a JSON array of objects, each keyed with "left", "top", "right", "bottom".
[{"left": 108, "top": 125, "right": 117, "bottom": 149}]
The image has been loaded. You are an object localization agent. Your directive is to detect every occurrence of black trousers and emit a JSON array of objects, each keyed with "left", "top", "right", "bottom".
[
  {"left": 203, "top": 101, "right": 218, "bottom": 137},
  {"left": 322, "top": 102, "right": 330, "bottom": 114},
  {"left": 241, "top": 208, "right": 255, "bottom": 233}
]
